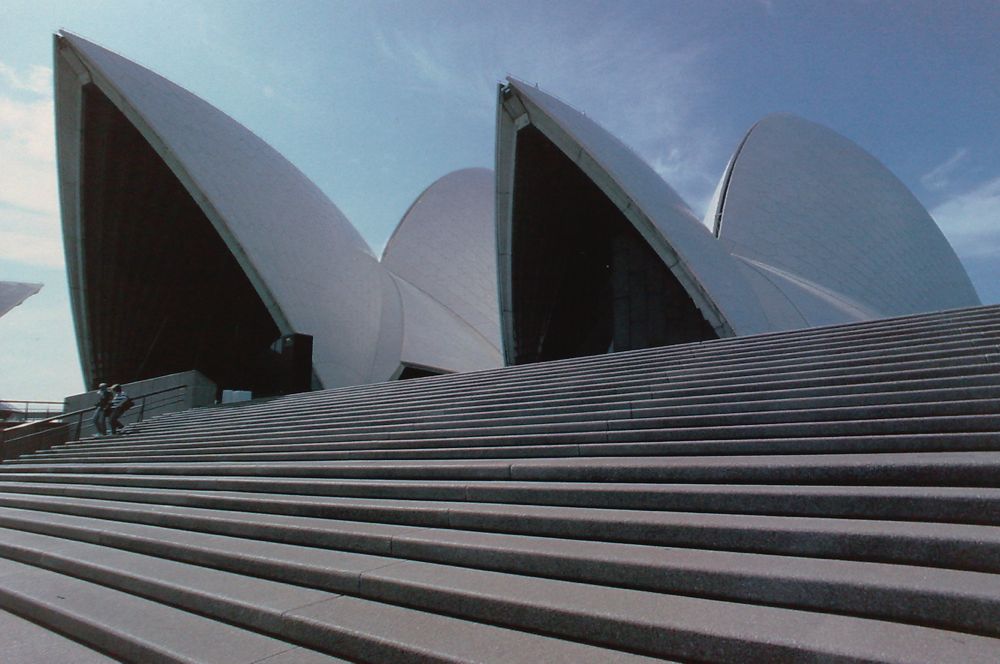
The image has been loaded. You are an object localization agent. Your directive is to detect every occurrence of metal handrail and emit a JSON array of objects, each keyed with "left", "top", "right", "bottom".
[
  {"left": 0, "top": 400, "right": 64, "bottom": 422},
  {"left": 1, "top": 385, "right": 189, "bottom": 449}
]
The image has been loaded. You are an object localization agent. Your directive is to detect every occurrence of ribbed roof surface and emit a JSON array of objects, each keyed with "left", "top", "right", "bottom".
[
  {"left": 381, "top": 168, "right": 502, "bottom": 374},
  {"left": 500, "top": 83, "right": 981, "bottom": 346},
  {"left": 709, "top": 114, "right": 981, "bottom": 323},
  {"left": 382, "top": 168, "right": 501, "bottom": 353},
  {"left": 56, "top": 32, "right": 504, "bottom": 389},
  {"left": 1, "top": 305, "right": 999, "bottom": 661},
  {"left": 502, "top": 79, "right": 774, "bottom": 338},
  {"left": 56, "top": 31, "right": 384, "bottom": 389}
]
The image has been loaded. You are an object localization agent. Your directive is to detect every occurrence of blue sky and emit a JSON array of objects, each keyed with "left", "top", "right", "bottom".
[{"left": 1, "top": 0, "right": 998, "bottom": 400}]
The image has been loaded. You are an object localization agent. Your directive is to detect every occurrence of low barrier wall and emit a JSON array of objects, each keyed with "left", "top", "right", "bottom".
[
  {"left": 64, "top": 370, "right": 217, "bottom": 429},
  {"left": 2, "top": 370, "right": 217, "bottom": 460}
]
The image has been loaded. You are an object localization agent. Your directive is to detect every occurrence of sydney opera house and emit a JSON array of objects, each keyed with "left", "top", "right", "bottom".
[
  {"left": 9, "top": 30, "right": 995, "bottom": 662},
  {"left": 54, "top": 31, "right": 979, "bottom": 393}
]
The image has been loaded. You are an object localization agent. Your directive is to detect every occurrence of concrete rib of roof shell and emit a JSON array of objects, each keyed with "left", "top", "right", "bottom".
[
  {"left": 708, "top": 113, "right": 981, "bottom": 324},
  {"left": 55, "top": 31, "right": 385, "bottom": 389},
  {"left": 0, "top": 282, "right": 43, "bottom": 319},
  {"left": 500, "top": 78, "right": 774, "bottom": 339}
]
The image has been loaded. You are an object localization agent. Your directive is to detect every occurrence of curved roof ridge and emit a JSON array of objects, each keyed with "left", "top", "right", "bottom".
[
  {"left": 381, "top": 167, "right": 500, "bottom": 353},
  {"left": 710, "top": 113, "right": 980, "bottom": 321},
  {"left": 499, "top": 77, "right": 774, "bottom": 338},
  {"left": 56, "top": 31, "right": 385, "bottom": 388}
]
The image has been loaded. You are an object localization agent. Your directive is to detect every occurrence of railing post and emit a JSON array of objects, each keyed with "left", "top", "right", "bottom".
[
  {"left": 138, "top": 395, "right": 147, "bottom": 423},
  {"left": 75, "top": 411, "right": 83, "bottom": 441}
]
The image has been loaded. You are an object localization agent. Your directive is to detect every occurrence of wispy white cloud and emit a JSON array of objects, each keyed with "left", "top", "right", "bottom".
[
  {"left": 0, "top": 277, "right": 82, "bottom": 399},
  {"left": 0, "top": 64, "right": 78, "bottom": 399},
  {"left": 921, "top": 148, "right": 969, "bottom": 191},
  {"left": 0, "top": 220, "right": 64, "bottom": 269},
  {"left": 931, "top": 175, "right": 1000, "bottom": 257},
  {"left": 373, "top": 9, "right": 721, "bottom": 212},
  {"left": 0, "top": 63, "right": 62, "bottom": 269},
  {"left": 0, "top": 63, "right": 52, "bottom": 96},
  {"left": 373, "top": 27, "right": 497, "bottom": 120}
]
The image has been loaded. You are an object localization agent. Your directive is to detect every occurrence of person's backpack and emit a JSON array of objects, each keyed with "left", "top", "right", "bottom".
[{"left": 121, "top": 397, "right": 134, "bottom": 412}]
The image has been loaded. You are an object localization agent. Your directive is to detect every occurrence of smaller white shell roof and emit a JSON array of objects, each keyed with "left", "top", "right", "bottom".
[
  {"left": 390, "top": 274, "right": 501, "bottom": 374},
  {"left": 506, "top": 78, "right": 773, "bottom": 336},
  {"left": 711, "top": 114, "right": 980, "bottom": 320},
  {"left": 0, "top": 282, "right": 42, "bottom": 319},
  {"left": 382, "top": 168, "right": 501, "bottom": 352}
]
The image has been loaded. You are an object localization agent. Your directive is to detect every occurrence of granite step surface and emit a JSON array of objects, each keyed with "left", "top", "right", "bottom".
[{"left": 4, "top": 304, "right": 1000, "bottom": 662}]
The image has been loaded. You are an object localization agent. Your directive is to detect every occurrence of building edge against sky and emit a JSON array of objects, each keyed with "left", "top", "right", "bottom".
[{"left": 53, "top": 30, "right": 981, "bottom": 393}]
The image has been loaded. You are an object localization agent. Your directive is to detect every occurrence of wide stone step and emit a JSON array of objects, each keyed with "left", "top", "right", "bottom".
[
  {"left": 139, "top": 340, "right": 1000, "bottom": 434},
  {"left": 0, "top": 500, "right": 998, "bottom": 661},
  {"left": 0, "top": 606, "right": 117, "bottom": 664},
  {"left": 0, "top": 502, "right": 996, "bottom": 636},
  {"left": 129, "top": 367, "right": 997, "bottom": 446},
  {"left": 2, "top": 522, "right": 995, "bottom": 662},
  {"left": 26, "top": 432, "right": 1000, "bottom": 467},
  {"left": 129, "top": 318, "right": 1000, "bottom": 432},
  {"left": 0, "top": 526, "right": 660, "bottom": 662},
  {"left": 119, "top": 374, "right": 1000, "bottom": 445},
  {"left": 105, "top": 344, "right": 997, "bottom": 444},
  {"left": 119, "top": 378, "right": 1000, "bottom": 441},
  {"left": 0, "top": 556, "right": 325, "bottom": 663},
  {"left": 23, "top": 417, "right": 1000, "bottom": 468},
  {"left": 29, "top": 433, "right": 1000, "bottom": 468},
  {"left": 1, "top": 473, "right": 997, "bottom": 524},
  {"left": 0, "top": 488, "right": 997, "bottom": 573},
  {"left": 6, "top": 449, "right": 1000, "bottom": 487},
  {"left": 51, "top": 385, "right": 1000, "bottom": 456}
]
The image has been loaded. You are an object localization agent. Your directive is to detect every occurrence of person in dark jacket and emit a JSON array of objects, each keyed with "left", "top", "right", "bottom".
[
  {"left": 92, "top": 382, "right": 112, "bottom": 436},
  {"left": 108, "top": 384, "right": 131, "bottom": 435}
]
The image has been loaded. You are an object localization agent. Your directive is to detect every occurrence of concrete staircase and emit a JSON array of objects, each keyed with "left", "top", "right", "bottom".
[{"left": 1, "top": 305, "right": 1000, "bottom": 662}]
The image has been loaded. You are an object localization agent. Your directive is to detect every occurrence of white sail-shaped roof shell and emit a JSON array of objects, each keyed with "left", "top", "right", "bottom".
[
  {"left": 707, "top": 114, "right": 980, "bottom": 323},
  {"left": 496, "top": 78, "right": 775, "bottom": 357},
  {"left": 497, "top": 82, "right": 980, "bottom": 354},
  {"left": 55, "top": 31, "right": 384, "bottom": 389},
  {"left": 54, "top": 32, "right": 979, "bottom": 388},
  {"left": 378, "top": 168, "right": 502, "bottom": 376},
  {"left": 382, "top": 168, "right": 502, "bottom": 357}
]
